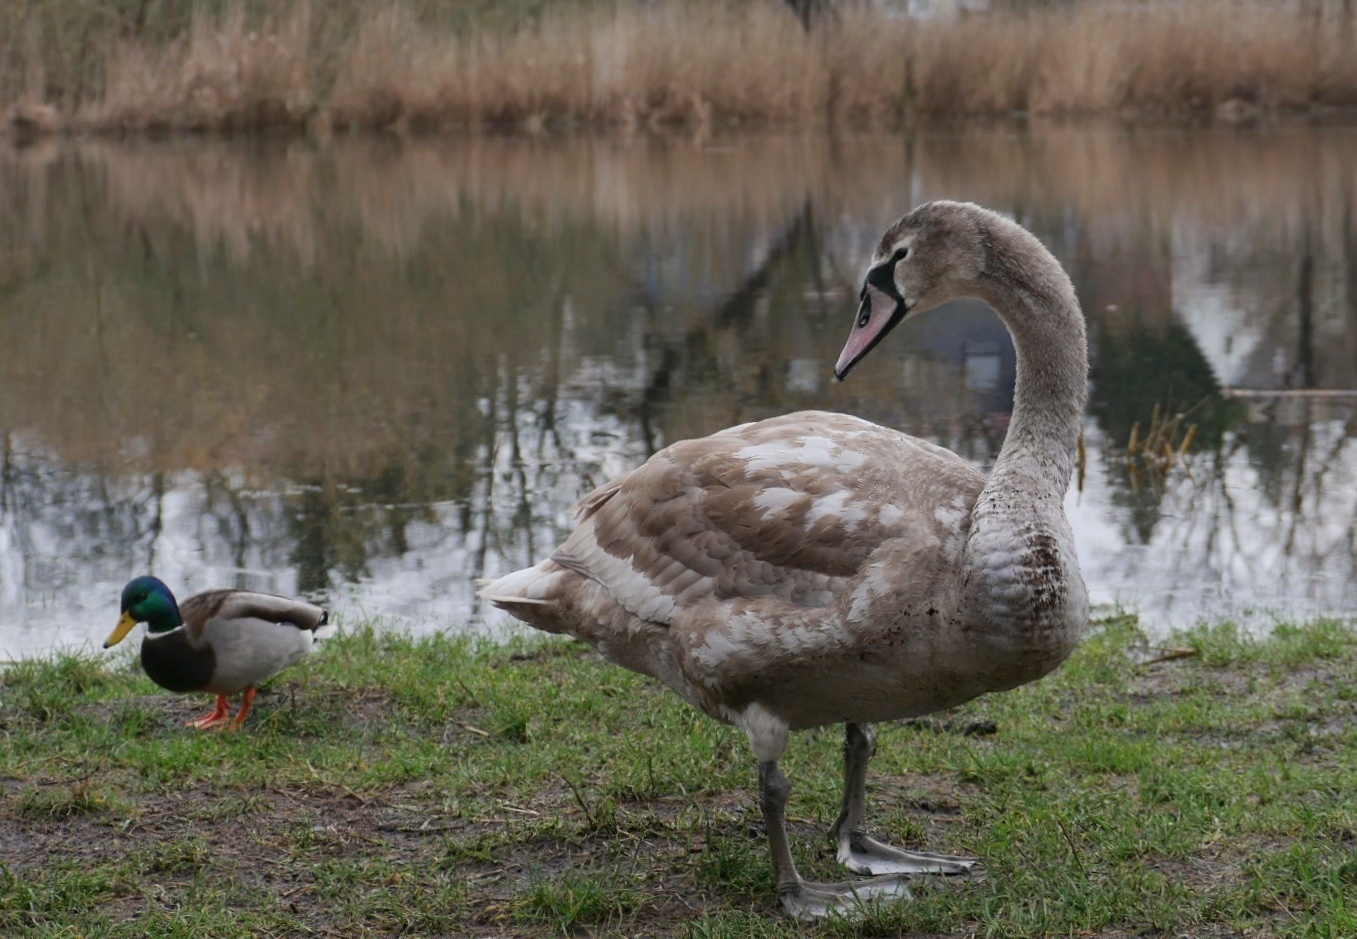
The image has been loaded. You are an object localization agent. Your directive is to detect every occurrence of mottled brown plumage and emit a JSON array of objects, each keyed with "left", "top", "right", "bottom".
[{"left": 483, "top": 201, "right": 1090, "bottom": 919}]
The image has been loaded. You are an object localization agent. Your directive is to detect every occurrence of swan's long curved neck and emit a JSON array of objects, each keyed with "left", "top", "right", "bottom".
[
  {"left": 978, "top": 252, "right": 1087, "bottom": 504},
  {"left": 955, "top": 235, "right": 1088, "bottom": 639}
]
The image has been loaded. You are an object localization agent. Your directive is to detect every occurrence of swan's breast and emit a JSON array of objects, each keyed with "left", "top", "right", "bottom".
[{"left": 958, "top": 511, "right": 1088, "bottom": 675}]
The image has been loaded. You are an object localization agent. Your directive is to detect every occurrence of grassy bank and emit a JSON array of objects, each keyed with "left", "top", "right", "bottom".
[
  {"left": 1, "top": 616, "right": 1354, "bottom": 936},
  {"left": 3, "top": 0, "right": 1357, "bottom": 135}
]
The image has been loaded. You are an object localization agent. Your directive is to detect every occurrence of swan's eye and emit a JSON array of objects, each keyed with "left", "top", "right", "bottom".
[{"left": 892, "top": 247, "right": 909, "bottom": 263}]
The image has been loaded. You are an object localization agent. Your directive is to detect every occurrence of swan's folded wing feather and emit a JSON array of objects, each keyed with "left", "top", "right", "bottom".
[{"left": 551, "top": 411, "right": 983, "bottom": 625}]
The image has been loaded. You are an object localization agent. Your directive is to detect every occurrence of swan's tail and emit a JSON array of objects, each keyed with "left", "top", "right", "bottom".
[{"left": 477, "top": 563, "right": 570, "bottom": 634}]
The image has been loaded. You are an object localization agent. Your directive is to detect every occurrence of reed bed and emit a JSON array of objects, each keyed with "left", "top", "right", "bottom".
[{"left": 3, "top": 0, "right": 1357, "bottom": 135}]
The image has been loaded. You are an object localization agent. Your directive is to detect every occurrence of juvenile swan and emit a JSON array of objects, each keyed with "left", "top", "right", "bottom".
[{"left": 481, "top": 201, "right": 1089, "bottom": 920}]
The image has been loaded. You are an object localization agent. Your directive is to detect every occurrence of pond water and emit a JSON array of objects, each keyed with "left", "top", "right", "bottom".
[{"left": 3, "top": 121, "right": 1356, "bottom": 658}]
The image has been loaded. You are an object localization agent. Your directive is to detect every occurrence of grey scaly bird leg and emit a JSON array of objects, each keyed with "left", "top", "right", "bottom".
[
  {"left": 829, "top": 722, "right": 981, "bottom": 877},
  {"left": 758, "top": 759, "right": 913, "bottom": 921}
]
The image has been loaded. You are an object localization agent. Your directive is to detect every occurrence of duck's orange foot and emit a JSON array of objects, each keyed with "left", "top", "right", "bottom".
[
  {"left": 187, "top": 694, "right": 231, "bottom": 730},
  {"left": 228, "top": 687, "right": 257, "bottom": 730}
]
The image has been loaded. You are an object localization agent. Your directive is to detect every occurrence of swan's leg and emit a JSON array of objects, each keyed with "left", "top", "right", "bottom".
[
  {"left": 740, "top": 705, "right": 911, "bottom": 921},
  {"left": 830, "top": 722, "right": 981, "bottom": 877},
  {"left": 758, "top": 760, "right": 912, "bottom": 921}
]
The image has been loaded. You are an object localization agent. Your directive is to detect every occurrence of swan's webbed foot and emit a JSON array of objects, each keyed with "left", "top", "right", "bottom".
[
  {"left": 837, "top": 831, "right": 981, "bottom": 876},
  {"left": 752, "top": 753, "right": 916, "bottom": 923},
  {"left": 778, "top": 874, "right": 912, "bottom": 923},
  {"left": 831, "top": 723, "right": 983, "bottom": 878}
]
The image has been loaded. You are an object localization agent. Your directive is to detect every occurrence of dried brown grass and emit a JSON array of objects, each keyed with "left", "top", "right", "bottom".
[
  {"left": 325, "top": 3, "right": 831, "bottom": 131},
  {"left": 93, "top": 6, "right": 317, "bottom": 132},
  {"left": 909, "top": 1, "right": 1357, "bottom": 116},
  {"left": 2, "top": 0, "right": 1356, "bottom": 133}
]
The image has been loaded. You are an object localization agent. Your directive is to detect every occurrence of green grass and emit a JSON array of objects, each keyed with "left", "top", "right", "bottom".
[{"left": 1, "top": 615, "right": 1354, "bottom": 937}]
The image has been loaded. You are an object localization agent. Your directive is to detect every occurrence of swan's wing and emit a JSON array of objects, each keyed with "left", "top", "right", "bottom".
[{"left": 550, "top": 411, "right": 983, "bottom": 626}]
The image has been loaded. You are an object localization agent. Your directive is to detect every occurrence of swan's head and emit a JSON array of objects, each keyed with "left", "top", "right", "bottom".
[{"left": 835, "top": 200, "right": 990, "bottom": 381}]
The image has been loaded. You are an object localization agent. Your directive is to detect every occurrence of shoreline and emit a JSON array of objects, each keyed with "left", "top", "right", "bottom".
[{"left": 10, "top": 103, "right": 1357, "bottom": 148}]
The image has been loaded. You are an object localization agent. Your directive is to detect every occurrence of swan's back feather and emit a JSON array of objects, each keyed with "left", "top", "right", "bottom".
[{"left": 547, "top": 411, "right": 980, "bottom": 619}]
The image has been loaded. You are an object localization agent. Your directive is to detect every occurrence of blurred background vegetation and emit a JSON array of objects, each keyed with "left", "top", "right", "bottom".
[{"left": 2, "top": 0, "right": 1355, "bottom": 133}]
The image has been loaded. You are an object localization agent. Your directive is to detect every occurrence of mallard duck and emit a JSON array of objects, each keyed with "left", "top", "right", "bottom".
[
  {"left": 105, "top": 576, "right": 335, "bottom": 730},
  {"left": 481, "top": 201, "right": 1089, "bottom": 919}
]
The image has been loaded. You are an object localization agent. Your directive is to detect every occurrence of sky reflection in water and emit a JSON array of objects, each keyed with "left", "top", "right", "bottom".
[{"left": 2, "top": 123, "right": 1356, "bottom": 657}]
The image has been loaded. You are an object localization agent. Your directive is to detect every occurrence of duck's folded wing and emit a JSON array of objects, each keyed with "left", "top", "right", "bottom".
[{"left": 183, "top": 590, "right": 331, "bottom": 633}]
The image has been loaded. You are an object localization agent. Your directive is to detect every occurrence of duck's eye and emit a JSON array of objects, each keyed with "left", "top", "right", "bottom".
[{"left": 892, "top": 247, "right": 909, "bottom": 263}]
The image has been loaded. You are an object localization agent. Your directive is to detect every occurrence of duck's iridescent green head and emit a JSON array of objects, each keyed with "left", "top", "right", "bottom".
[{"left": 105, "top": 576, "right": 183, "bottom": 648}]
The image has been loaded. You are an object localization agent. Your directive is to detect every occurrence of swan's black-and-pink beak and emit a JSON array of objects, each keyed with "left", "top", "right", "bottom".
[{"left": 834, "top": 281, "right": 906, "bottom": 381}]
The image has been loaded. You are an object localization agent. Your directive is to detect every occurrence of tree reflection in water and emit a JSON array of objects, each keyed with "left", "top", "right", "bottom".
[{"left": 1, "top": 125, "right": 1355, "bottom": 656}]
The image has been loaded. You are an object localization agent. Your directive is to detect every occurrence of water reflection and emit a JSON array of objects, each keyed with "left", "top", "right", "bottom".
[{"left": 2, "top": 123, "right": 1355, "bottom": 656}]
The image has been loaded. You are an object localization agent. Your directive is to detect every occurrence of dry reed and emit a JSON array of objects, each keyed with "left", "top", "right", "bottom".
[
  {"left": 3, "top": 0, "right": 1357, "bottom": 135},
  {"left": 1125, "top": 400, "right": 1201, "bottom": 490}
]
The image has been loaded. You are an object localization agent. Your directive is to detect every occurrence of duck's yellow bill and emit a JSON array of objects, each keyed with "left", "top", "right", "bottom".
[{"left": 104, "top": 612, "right": 139, "bottom": 649}]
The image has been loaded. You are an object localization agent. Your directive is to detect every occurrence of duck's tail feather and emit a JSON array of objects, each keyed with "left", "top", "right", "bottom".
[{"left": 312, "top": 611, "right": 339, "bottom": 640}]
